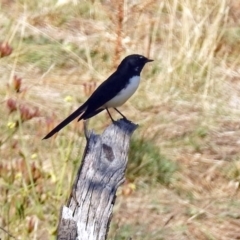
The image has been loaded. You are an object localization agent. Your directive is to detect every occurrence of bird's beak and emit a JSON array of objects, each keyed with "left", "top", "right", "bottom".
[{"left": 146, "top": 58, "right": 154, "bottom": 63}]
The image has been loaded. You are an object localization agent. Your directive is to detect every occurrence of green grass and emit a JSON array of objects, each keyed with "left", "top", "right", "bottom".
[{"left": 128, "top": 136, "right": 177, "bottom": 185}]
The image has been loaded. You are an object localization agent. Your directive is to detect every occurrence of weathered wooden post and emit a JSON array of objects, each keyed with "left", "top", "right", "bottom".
[{"left": 57, "top": 119, "right": 137, "bottom": 240}]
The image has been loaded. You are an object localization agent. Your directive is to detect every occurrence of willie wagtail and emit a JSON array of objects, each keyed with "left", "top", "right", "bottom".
[{"left": 43, "top": 54, "right": 153, "bottom": 139}]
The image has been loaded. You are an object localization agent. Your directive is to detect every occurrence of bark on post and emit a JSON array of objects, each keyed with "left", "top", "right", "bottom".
[{"left": 57, "top": 119, "right": 138, "bottom": 240}]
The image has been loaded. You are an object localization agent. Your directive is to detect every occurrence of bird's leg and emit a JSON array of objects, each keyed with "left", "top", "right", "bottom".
[
  {"left": 113, "top": 108, "right": 128, "bottom": 120},
  {"left": 106, "top": 108, "right": 115, "bottom": 122}
]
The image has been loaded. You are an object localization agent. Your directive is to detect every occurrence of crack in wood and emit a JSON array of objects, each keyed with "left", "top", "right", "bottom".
[{"left": 102, "top": 143, "right": 115, "bottom": 162}]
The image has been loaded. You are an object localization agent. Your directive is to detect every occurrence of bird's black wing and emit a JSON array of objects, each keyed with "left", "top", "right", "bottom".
[
  {"left": 78, "top": 71, "right": 129, "bottom": 120},
  {"left": 42, "top": 71, "right": 128, "bottom": 139}
]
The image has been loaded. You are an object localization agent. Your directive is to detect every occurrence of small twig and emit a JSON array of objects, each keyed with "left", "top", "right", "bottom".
[
  {"left": 83, "top": 120, "right": 90, "bottom": 140},
  {"left": 0, "top": 226, "right": 17, "bottom": 239}
]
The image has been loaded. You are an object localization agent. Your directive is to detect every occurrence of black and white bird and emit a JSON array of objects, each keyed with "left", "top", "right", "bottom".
[{"left": 43, "top": 54, "right": 153, "bottom": 139}]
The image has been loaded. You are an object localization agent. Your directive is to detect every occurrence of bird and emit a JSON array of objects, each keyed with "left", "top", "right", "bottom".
[{"left": 42, "top": 54, "right": 153, "bottom": 139}]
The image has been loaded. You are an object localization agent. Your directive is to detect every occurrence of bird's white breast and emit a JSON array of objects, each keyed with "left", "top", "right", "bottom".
[{"left": 104, "top": 75, "right": 140, "bottom": 108}]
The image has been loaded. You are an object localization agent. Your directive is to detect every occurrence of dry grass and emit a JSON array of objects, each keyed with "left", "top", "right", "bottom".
[{"left": 1, "top": 0, "right": 240, "bottom": 239}]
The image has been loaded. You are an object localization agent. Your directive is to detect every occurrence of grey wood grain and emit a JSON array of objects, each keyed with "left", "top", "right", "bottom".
[{"left": 57, "top": 119, "right": 137, "bottom": 240}]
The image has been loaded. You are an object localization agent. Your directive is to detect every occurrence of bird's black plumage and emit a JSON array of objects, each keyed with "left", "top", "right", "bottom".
[{"left": 43, "top": 54, "right": 153, "bottom": 139}]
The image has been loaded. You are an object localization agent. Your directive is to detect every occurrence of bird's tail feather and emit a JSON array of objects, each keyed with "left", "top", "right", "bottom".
[
  {"left": 77, "top": 108, "right": 104, "bottom": 121},
  {"left": 42, "top": 104, "right": 87, "bottom": 140}
]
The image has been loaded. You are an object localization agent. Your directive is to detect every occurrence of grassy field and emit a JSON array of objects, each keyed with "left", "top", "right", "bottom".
[{"left": 1, "top": 0, "right": 240, "bottom": 239}]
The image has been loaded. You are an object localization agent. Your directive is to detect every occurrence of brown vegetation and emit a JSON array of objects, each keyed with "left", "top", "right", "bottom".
[{"left": 1, "top": 0, "right": 240, "bottom": 239}]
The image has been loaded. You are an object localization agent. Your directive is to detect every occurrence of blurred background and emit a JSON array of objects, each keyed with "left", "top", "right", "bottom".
[{"left": 1, "top": 0, "right": 240, "bottom": 239}]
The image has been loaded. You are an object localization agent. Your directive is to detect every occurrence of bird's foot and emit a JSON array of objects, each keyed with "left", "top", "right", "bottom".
[
  {"left": 122, "top": 117, "right": 132, "bottom": 123},
  {"left": 111, "top": 117, "right": 132, "bottom": 125},
  {"left": 118, "top": 117, "right": 133, "bottom": 123}
]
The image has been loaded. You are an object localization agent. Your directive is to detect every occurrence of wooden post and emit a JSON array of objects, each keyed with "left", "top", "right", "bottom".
[{"left": 57, "top": 119, "right": 138, "bottom": 240}]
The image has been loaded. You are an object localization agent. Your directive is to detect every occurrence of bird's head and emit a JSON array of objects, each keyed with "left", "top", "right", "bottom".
[{"left": 118, "top": 54, "right": 153, "bottom": 74}]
